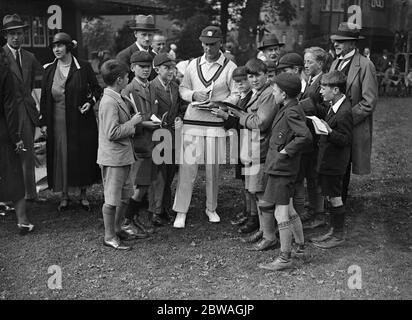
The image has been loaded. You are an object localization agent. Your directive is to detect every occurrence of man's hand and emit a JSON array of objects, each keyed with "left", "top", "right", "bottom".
[
  {"left": 173, "top": 117, "right": 183, "bottom": 129},
  {"left": 131, "top": 112, "right": 142, "bottom": 126},
  {"left": 79, "top": 102, "right": 92, "bottom": 114},
  {"left": 40, "top": 126, "right": 47, "bottom": 136},
  {"left": 193, "top": 91, "right": 209, "bottom": 102},
  {"left": 211, "top": 108, "right": 229, "bottom": 120},
  {"left": 320, "top": 119, "right": 332, "bottom": 134},
  {"left": 15, "top": 140, "right": 26, "bottom": 154}
]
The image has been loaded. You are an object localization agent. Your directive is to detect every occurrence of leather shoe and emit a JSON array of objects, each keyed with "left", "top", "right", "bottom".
[
  {"left": 116, "top": 230, "right": 137, "bottom": 241},
  {"left": 26, "top": 197, "right": 47, "bottom": 203},
  {"left": 247, "top": 237, "right": 278, "bottom": 251},
  {"left": 310, "top": 228, "right": 334, "bottom": 243},
  {"left": 312, "top": 236, "right": 345, "bottom": 249},
  {"left": 151, "top": 212, "right": 166, "bottom": 226},
  {"left": 57, "top": 199, "right": 69, "bottom": 212},
  {"left": 241, "top": 230, "right": 263, "bottom": 244},
  {"left": 133, "top": 216, "right": 155, "bottom": 234},
  {"left": 303, "top": 214, "right": 326, "bottom": 230},
  {"left": 80, "top": 198, "right": 91, "bottom": 211},
  {"left": 238, "top": 215, "right": 259, "bottom": 234},
  {"left": 123, "top": 220, "right": 149, "bottom": 239},
  {"left": 103, "top": 237, "right": 131, "bottom": 251},
  {"left": 230, "top": 211, "right": 248, "bottom": 225}
]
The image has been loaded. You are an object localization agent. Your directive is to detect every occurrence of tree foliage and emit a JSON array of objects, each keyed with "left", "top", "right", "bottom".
[{"left": 82, "top": 17, "right": 115, "bottom": 54}]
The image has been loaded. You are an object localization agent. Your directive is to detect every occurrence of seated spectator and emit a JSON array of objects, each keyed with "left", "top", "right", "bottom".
[{"left": 382, "top": 63, "right": 402, "bottom": 95}]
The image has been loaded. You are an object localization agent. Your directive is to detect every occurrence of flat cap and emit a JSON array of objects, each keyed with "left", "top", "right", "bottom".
[
  {"left": 276, "top": 53, "right": 304, "bottom": 70},
  {"left": 130, "top": 51, "right": 153, "bottom": 65},
  {"left": 232, "top": 66, "right": 248, "bottom": 81},
  {"left": 153, "top": 53, "right": 175, "bottom": 67},
  {"left": 274, "top": 73, "right": 302, "bottom": 98}
]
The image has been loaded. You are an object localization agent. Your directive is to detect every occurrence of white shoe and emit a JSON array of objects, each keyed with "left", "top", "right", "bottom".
[
  {"left": 173, "top": 212, "right": 187, "bottom": 228},
  {"left": 205, "top": 209, "right": 220, "bottom": 223}
]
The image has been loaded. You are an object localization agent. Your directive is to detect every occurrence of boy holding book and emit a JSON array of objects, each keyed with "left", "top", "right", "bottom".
[
  {"left": 311, "top": 70, "right": 353, "bottom": 249},
  {"left": 258, "top": 73, "right": 312, "bottom": 271},
  {"left": 97, "top": 60, "right": 143, "bottom": 250},
  {"left": 122, "top": 51, "right": 160, "bottom": 236}
]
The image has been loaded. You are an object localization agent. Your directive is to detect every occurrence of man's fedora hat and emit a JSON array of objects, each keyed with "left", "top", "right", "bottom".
[
  {"left": 129, "top": 15, "right": 158, "bottom": 31},
  {"left": 199, "top": 26, "right": 223, "bottom": 44},
  {"left": 258, "top": 34, "right": 285, "bottom": 51},
  {"left": 330, "top": 22, "right": 365, "bottom": 41},
  {"left": 2, "top": 14, "right": 29, "bottom": 31}
]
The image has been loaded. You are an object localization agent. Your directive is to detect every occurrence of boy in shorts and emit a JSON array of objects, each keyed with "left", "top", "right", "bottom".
[
  {"left": 258, "top": 73, "right": 312, "bottom": 271},
  {"left": 97, "top": 60, "right": 143, "bottom": 250},
  {"left": 311, "top": 70, "right": 353, "bottom": 249},
  {"left": 122, "top": 51, "right": 161, "bottom": 236}
]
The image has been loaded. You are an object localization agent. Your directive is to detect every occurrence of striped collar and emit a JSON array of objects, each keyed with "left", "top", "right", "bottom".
[{"left": 43, "top": 55, "right": 81, "bottom": 70}]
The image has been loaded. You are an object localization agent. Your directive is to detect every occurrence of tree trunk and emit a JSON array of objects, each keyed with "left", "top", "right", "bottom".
[
  {"left": 236, "top": 0, "right": 264, "bottom": 65},
  {"left": 220, "top": 0, "right": 229, "bottom": 42}
]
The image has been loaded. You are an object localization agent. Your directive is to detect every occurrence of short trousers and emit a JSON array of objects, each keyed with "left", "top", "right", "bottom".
[
  {"left": 244, "top": 163, "right": 265, "bottom": 193},
  {"left": 319, "top": 174, "right": 343, "bottom": 197},
  {"left": 263, "top": 174, "right": 296, "bottom": 205},
  {"left": 131, "top": 157, "right": 157, "bottom": 186},
  {"left": 100, "top": 165, "right": 133, "bottom": 207}
]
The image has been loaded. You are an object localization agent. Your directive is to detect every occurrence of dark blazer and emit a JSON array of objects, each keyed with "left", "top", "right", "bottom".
[
  {"left": 265, "top": 99, "right": 312, "bottom": 176},
  {"left": 2, "top": 45, "right": 42, "bottom": 128},
  {"left": 317, "top": 97, "right": 353, "bottom": 175},
  {"left": 299, "top": 72, "right": 329, "bottom": 152},
  {"left": 122, "top": 78, "right": 158, "bottom": 158},
  {"left": 40, "top": 57, "right": 102, "bottom": 189},
  {"left": 330, "top": 52, "right": 378, "bottom": 174},
  {"left": 116, "top": 43, "right": 157, "bottom": 81},
  {"left": 0, "top": 63, "right": 24, "bottom": 201}
]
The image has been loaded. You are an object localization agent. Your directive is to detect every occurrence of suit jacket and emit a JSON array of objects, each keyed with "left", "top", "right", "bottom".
[
  {"left": 265, "top": 99, "right": 312, "bottom": 176},
  {"left": 238, "top": 83, "right": 278, "bottom": 163},
  {"left": 317, "top": 98, "right": 353, "bottom": 175},
  {"left": 97, "top": 88, "right": 136, "bottom": 167},
  {"left": 116, "top": 43, "right": 157, "bottom": 81},
  {"left": 299, "top": 72, "right": 329, "bottom": 152},
  {"left": 149, "top": 76, "right": 185, "bottom": 126},
  {"left": 330, "top": 52, "right": 378, "bottom": 174},
  {"left": 122, "top": 78, "right": 157, "bottom": 158},
  {"left": 0, "top": 64, "right": 19, "bottom": 145},
  {"left": 2, "top": 45, "right": 42, "bottom": 129}
]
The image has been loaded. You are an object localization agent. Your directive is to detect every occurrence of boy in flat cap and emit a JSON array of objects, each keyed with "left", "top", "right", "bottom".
[
  {"left": 258, "top": 73, "right": 312, "bottom": 271},
  {"left": 148, "top": 53, "right": 185, "bottom": 225},
  {"left": 311, "top": 70, "right": 353, "bottom": 249},
  {"left": 122, "top": 51, "right": 160, "bottom": 237}
]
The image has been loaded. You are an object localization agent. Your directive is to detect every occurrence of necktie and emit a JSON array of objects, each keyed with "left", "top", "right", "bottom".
[{"left": 16, "top": 50, "right": 23, "bottom": 76}]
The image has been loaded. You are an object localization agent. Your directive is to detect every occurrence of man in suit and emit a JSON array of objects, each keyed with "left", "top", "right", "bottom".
[
  {"left": 257, "top": 34, "right": 285, "bottom": 64},
  {"left": 329, "top": 22, "right": 378, "bottom": 204},
  {"left": 2, "top": 14, "right": 44, "bottom": 202},
  {"left": 151, "top": 33, "right": 167, "bottom": 55},
  {"left": 116, "top": 15, "right": 158, "bottom": 81}
]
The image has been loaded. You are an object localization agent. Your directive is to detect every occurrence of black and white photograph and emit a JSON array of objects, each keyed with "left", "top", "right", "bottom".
[{"left": 0, "top": 0, "right": 411, "bottom": 306}]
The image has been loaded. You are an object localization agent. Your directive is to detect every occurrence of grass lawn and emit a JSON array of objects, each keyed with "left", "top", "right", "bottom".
[{"left": 1, "top": 97, "right": 411, "bottom": 300}]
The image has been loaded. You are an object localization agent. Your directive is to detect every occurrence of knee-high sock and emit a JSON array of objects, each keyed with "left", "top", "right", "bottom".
[
  {"left": 278, "top": 220, "right": 292, "bottom": 254},
  {"left": 289, "top": 213, "right": 304, "bottom": 245},
  {"left": 102, "top": 204, "right": 116, "bottom": 240},
  {"left": 244, "top": 190, "right": 251, "bottom": 214},
  {"left": 330, "top": 205, "right": 345, "bottom": 236},
  {"left": 260, "top": 208, "right": 277, "bottom": 241},
  {"left": 115, "top": 200, "right": 128, "bottom": 233},
  {"left": 293, "top": 179, "right": 305, "bottom": 215}
]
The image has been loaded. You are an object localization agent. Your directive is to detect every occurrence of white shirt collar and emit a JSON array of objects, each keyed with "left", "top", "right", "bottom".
[
  {"left": 135, "top": 42, "right": 149, "bottom": 52},
  {"left": 199, "top": 51, "right": 225, "bottom": 66},
  {"left": 331, "top": 95, "right": 346, "bottom": 113},
  {"left": 7, "top": 43, "right": 20, "bottom": 57},
  {"left": 339, "top": 49, "right": 356, "bottom": 60},
  {"left": 310, "top": 72, "right": 322, "bottom": 84}
]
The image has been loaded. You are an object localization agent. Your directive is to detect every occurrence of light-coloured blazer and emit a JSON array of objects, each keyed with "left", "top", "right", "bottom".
[
  {"left": 2, "top": 44, "right": 42, "bottom": 128},
  {"left": 97, "top": 88, "right": 136, "bottom": 167},
  {"left": 330, "top": 52, "right": 378, "bottom": 175}
]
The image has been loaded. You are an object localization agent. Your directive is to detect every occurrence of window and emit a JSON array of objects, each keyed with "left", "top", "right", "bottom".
[
  {"left": 20, "top": 15, "right": 31, "bottom": 47},
  {"left": 32, "top": 16, "right": 46, "bottom": 47},
  {"left": 321, "top": 0, "right": 345, "bottom": 12}
]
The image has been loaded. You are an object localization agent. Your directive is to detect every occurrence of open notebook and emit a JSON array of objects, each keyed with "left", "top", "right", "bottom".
[{"left": 306, "top": 116, "right": 329, "bottom": 135}]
